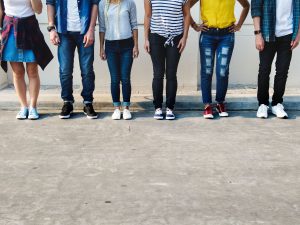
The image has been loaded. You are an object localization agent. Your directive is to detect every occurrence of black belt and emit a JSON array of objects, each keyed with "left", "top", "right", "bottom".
[{"left": 203, "top": 26, "right": 234, "bottom": 35}]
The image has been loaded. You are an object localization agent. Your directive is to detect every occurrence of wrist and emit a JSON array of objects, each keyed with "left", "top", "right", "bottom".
[
  {"left": 254, "top": 30, "right": 261, "bottom": 35},
  {"left": 88, "top": 27, "right": 95, "bottom": 32},
  {"left": 47, "top": 25, "right": 56, "bottom": 32}
]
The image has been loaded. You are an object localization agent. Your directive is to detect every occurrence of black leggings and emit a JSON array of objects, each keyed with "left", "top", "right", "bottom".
[{"left": 149, "top": 33, "right": 182, "bottom": 110}]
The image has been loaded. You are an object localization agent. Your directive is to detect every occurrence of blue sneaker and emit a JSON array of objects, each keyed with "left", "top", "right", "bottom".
[
  {"left": 154, "top": 108, "right": 163, "bottom": 120},
  {"left": 28, "top": 108, "right": 40, "bottom": 120},
  {"left": 16, "top": 107, "right": 29, "bottom": 120}
]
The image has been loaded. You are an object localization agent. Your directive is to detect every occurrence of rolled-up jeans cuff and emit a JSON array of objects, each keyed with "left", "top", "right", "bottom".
[
  {"left": 83, "top": 101, "right": 92, "bottom": 105},
  {"left": 64, "top": 100, "right": 74, "bottom": 104},
  {"left": 113, "top": 102, "right": 121, "bottom": 107},
  {"left": 122, "top": 102, "right": 131, "bottom": 107}
]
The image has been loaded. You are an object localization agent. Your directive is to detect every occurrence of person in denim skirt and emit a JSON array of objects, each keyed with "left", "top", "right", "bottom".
[
  {"left": 144, "top": 0, "right": 191, "bottom": 120},
  {"left": 252, "top": 0, "right": 300, "bottom": 119},
  {"left": 46, "top": 0, "right": 100, "bottom": 119},
  {"left": 190, "top": 0, "right": 249, "bottom": 119},
  {"left": 0, "top": 0, "right": 53, "bottom": 120},
  {"left": 99, "top": 0, "right": 139, "bottom": 120}
]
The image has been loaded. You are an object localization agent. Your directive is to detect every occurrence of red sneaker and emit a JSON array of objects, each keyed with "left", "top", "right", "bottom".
[
  {"left": 203, "top": 105, "right": 214, "bottom": 119},
  {"left": 216, "top": 103, "right": 229, "bottom": 117}
]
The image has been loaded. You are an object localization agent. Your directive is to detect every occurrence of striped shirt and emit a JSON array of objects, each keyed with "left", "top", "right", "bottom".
[{"left": 149, "top": 0, "right": 188, "bottom": 46}]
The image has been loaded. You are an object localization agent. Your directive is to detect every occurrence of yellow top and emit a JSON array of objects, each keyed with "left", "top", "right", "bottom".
[{"left": 200, "top": 0, "right": 236, "bottom": 29}]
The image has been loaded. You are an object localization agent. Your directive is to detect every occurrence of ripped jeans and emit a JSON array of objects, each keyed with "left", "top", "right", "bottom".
[{"left": 199, "top": 32, "right": 235, "bottom": 104}]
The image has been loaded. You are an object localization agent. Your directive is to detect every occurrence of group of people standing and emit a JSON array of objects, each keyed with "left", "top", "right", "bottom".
[{"left": 0, "top": 0, "right": 299, "bottom": 120}]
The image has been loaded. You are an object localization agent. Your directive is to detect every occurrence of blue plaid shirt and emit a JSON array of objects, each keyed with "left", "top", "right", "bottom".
[
  {"left": 46, "top": 0, "right": 100, "bottom": 35},
  {"left": 251, "top": 0, "right": 300, "bottom": 42}
]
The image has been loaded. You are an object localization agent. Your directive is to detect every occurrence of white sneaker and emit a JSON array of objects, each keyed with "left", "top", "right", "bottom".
[
  {"left": 28, "top": 107, "right": 40, "bottom": 120},
  {"left": 16, "top": 107, "right": 28, "bottom": 120},
  {"left": 257, "top": 104, "right": 269, "bottom": 119},
  {"left": 123, "top": 109, "right": 132, "bottom": 120},
  {"left": 272, "top": 103, "right": 288, "bottom": 119},
  {"left": 112, "top": 108, "right": 121, "bottom": 120},
  {"left": 166, "top": 108, "right": 175, "bottom": 120},
  {"left": 154, "top": 108, "right": 163, "bottom": 120}
]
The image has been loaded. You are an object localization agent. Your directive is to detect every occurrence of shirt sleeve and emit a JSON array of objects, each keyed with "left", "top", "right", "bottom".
[
  {"left": 93, "top": 0, "right": 101, "bottom": 5},
  {"left": 98, "top": 1, "right": 106, "bottom": 33},
  {"left": 46, "top": 0, "right": 55, "bottom": 6},
  {"left": 251, "top": 0, "right": 263, "bottom": 18},
  {"left": 129, "top": 0, "right": 138, "bottom": 30}
]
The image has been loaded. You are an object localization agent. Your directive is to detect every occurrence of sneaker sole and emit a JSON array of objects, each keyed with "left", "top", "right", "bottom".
[
  {"left": 59, "top": 112, "right": 72, "bottom": 119},
  {"left": 166, "top": 117, "right": 175, "bottom": 120},
  {"left": 154, "top": 116, "right": 164, "bottom": 120},
  {"left": 203, "top": 115, "right": 214, "bottom": 119},
  {"left": 218, "top": 113, "right": 229, "bottom": 117},
  {"left": 273, "top": 114, "right": 288, "bottom": 119},
  {"left": 28, "top": 117, "right": 39, "bottom": 120},
  {"left": 257, "top": 115, "right": 268, "bottom": 119},
  {"left": 16, "top": 117, "right": 27, "bottom": 120},
  {"left": 271, "top": 111, "right": 288, "bottom": 119},
  {"left": 123, "top": 117, "right": 132, "bottom": 120},
  {"left": 216, "top": 109, "right": 229, "bottom": 117},
  {"left": 84, "top": 112, "right": 98, "bottom": 119}
]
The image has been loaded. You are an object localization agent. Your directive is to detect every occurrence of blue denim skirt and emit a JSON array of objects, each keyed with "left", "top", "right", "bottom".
[{"left": 2, "top": 26, "right": 36, "bottom": 63}]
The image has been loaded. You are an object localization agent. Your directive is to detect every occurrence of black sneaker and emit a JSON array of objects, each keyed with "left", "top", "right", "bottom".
[
  {"left": 83, "top": 103, "right": 98, "bottom": 119},
  {"left": 59, "top": 102, "right": 73, "bottom": 119}
]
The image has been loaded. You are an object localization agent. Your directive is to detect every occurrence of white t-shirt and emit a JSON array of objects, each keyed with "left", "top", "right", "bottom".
[
  {"left": 276, "top": 0, "right": 293, "bottom": 37},
  {"left": 67, "top": 0, "right": 81, "bottom": 32},
  {"left": 4, "top": 0, "right": 35, "bottom": 18}
]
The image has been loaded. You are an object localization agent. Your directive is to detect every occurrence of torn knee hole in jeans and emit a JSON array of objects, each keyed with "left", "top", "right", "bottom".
[
  {"left": 205, "top": 48, "right": 212, "bottom": 57},
  {"left": 220, "top": 68, "right": 227, "bottom": 77},
  {"left": 206, "top": 68, "right": 212, "bottom": 74}
]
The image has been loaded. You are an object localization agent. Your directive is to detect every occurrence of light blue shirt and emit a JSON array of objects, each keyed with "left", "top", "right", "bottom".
[{"left": 99, "top": 0, "right": 138, "bottom": 41}]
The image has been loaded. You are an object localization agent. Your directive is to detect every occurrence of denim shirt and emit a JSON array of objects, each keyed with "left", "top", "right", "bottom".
[
  {"left": 251, "top": 0, "right": 300, "bottom": 42},
  {"left": 46, "top": 0, "right": 100, "bottom": 35}
]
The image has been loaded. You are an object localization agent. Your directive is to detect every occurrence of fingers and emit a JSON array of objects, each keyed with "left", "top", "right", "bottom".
[
  {"left": 84, "top": 38, "right": 94, "bottom": 48},
  {"left": 230, "top": 26, "right": 236, "bottom": 33},
  {"left": 291, "top": 41, "right": 299, "bottom": 50},
  {"left": 144, "top": 45, "right": 150, "bottom": 53},
  {"left": 51, "top": 35, "right": 60, "bottom": 46},
  {"left": 177, "top": 41, "right": 185, "bottom": 53},
  {"left": 100, "top": 52, "right": 106, "bottom": 60},
  {"left": 201, "top": 25, "right": 209, "bottom": 32},
  {"left": 257, "top": 44, "right": 264, "bottom": 52}
]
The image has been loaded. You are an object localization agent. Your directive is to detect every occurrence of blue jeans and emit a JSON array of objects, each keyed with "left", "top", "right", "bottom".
[
  {"left": 105, "top": 38, "right": 134, "bottom": 107},
  {"left": 200, "top": 32, "right": 235, "bottom": 104},
  {"left": 58, "top": 32, "right": 95, "bottom": 103}
]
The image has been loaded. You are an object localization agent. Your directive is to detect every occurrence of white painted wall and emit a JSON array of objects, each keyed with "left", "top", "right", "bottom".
[{"left": 1, "top": 0, "right": 300, "bottom": 91}]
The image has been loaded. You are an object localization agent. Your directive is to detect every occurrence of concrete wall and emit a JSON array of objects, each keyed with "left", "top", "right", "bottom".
[{"left": 1, "top": 1, "right": 300, "bottom": 91}]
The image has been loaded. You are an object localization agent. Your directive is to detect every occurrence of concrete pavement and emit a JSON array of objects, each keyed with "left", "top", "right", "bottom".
[{"left": 0, "top": 110, "right": 300, "bottom": 225}]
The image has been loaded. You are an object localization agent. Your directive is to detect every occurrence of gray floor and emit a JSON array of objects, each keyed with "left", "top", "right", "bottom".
[{"left": 0, "top": 111, "right": 300, "bottom": 225}]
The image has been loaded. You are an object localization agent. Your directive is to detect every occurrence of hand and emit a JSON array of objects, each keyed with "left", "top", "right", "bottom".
[
  {"left": 177, "top": 37, "right": 187, "bottom": 53},
  {"left": 192, "top": 23, "right": 209, "bottom": 33},
  {"left": 133, "top": 46, "right": 139, "bottom": 58},
  {"left": 144, "top": 40, "right": 150, "bottom": 53},
  {"left": 255, "top": 34, "right": 265, "bottom": 51},
  {"left": 83, "top": 28, "right": 95, "bottom": 48},
  {"left": 291, "top": 37, "right": 300, "bottom": 50},
  {"left": 50, "top": 30, "right": 60, "bottom": 46},
  {"left": 230, "top": 24, "right": 242, "bottom": 33},
  {"left": 100, "top": 48, "right": 106, "bottom": 60}
]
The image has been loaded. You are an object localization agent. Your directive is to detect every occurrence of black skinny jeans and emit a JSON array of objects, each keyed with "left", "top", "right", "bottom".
[
  {"left": 258, "top": 34, "right": 293, "bottom": 106},
  {"left": 149, "top": 33, "right": 182, "bottom": 110}
]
